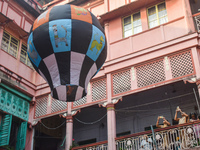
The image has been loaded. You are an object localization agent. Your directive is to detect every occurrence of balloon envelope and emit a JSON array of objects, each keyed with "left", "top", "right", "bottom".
[{"left": 27, "top": 4, "right": 107, "bottom": 101}]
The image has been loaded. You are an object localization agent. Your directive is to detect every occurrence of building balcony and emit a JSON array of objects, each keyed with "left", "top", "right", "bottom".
[
  {"left": 33, "top": 48, "right": 197, "bottom": 119},
  {"left": 71, "top": 121, "right": 200, "bottom": 150}
]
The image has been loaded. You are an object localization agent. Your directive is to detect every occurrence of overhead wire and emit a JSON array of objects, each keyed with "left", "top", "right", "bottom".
[
  {"left": 74, "top": 113, "right": 107, "bottom": 125},
  {"left": 116, "top": 91, "right": 197, "bottom": 111},
  {"left": 40, "top": 120, "right": 65, "bottom": 130}
]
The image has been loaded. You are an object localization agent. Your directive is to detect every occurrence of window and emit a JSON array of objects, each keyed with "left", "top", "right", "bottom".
[
  {"left": 123, "top": 12, "right": 142, "bottom": 38},
  {"left": 147, "top": 2, "right": 168, "bottom": 29},
  {"left": 0, "top": 114, "right": 27, "bottom": 150},
  {"left": 1, "top": 31, "right": 19, "bottom": 58},
  {"left": 20, "top": 44, "right": 33, "bottom": 68}
]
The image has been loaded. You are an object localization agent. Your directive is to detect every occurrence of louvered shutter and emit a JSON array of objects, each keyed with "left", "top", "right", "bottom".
[
  {"left": 0, "top": 114, "right": 12, "bottom": 146},
  {"left": 16, "top": 121, "right": 27, "bottom": 150}
]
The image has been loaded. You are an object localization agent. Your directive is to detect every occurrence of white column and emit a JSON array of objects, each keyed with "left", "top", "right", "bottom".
[
  {"left": 107, "top": 103, "right": 116, "bottom": 150},
  {"left": 65, "top": 102, "right": 73, "bottom": 150},
  {"left": 65, "top": 115, "right": 73, "bottom": 150}
]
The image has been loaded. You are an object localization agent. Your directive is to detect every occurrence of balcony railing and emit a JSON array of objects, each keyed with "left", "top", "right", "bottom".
[
  {"left": 72, "top": 141, "right": 108, "bottom": 150},
  {"left": 116, "top": 121, "right": 200, "bottom": 150},
  {"left": 72, "top": 121, "right": 200, "bottom": 150}
]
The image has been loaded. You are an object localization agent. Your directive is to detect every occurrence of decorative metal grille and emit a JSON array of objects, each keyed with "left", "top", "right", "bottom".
[
  {"left": 73, "top": 96, "right": 87, "bottom": 107},
  {"left": 112, "top": 70, "right": 131, "bottom": 95},
  {"left": 35, "top": 96, "right": 48, "bottom": 118},
  {"left": 92, "top": 79, "right": 107, "bottom": 101},
  {"left": 136, "top": 60, "right": 165, "bottom": 88},
  {"left": 73, "top": 143, "right": 108, "bottom": 150},
  {"left": 0, "top": 87, "right": 30, "bottom": 121},
  {"left": 195, "top": 15, "right": 200, "bottom": 32},
  {"left": 51, "top": 98, "right": 67, "bottom": 113},
  {"left": 170, "top": 51, "right": 193, "bottom": 78},
  {"left": 116, "top": 123, "right": 200, "bottom": 150}
]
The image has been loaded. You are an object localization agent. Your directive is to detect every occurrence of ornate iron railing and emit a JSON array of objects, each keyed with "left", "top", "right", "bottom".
[
  {"left": 72, "top": 122, "right": 200, "bottom": 150},
  {"left": 71, "top": 141, "right": 108, "bottom": 150},
  {"left": 116, "top": 122, "right": 200, "bottom": 150}
]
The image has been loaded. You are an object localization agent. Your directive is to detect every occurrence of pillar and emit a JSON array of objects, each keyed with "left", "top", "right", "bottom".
[
  {"left": 107, "top": 103, "right": 116, "bottom": 150},
  {"left": 25, "top": 97, "right": 36, "bottom": 150},
  {"left": 65, "top": 102, "right": 73, "bottom": 150},
  {"left": 104, "top": 22, "right": 110, "bottom": 61},
  {"left": 104, "top": 0, "right": 109, "bottom": 13},
  {"left": 25, "top": 127, "right": 35, "bottom": 150},
  {"left": 195, "top": 80, "right": 200, "bottom": 115},
  {"left": 0, "top": 26, "right": 4, "bottom": 48},
  {"left": 65, "top": 115, "right": 73, "bottom": 150},
  {"left": 182, "top": 0, "right": 195, "bottom": 33}
]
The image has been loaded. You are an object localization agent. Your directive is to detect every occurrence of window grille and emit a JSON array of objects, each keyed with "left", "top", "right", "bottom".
[
  {"left": 136, "top": 60, "right": 165, "bottom": 88},
  {"left": 35, "top": 96, "right": 48, "bottom": 117},
  {"left": 20, "top": 44, "right": 33, "bottom": 68},
  {"left": 73, "top": 96, "right": 87, "bottom": 107},
  {"left": 92, "top": 79, "right": 107, "bottom": 101},
  {"left": 123, "top": 12, "right": 142, "bottom": 38},
  {"left": 147, "top": 2, "right": 168, "bottom": 29},
  {"left": 51, "top": 98, "right": 67, "bottom": 113},
  {"left": 113, "top": 70, "right": 131, "bottom": 95},
  {"left": 1, "top": 31, "right": 19, "bottom": 58},
  {"left": 170, "top": 51, "right": 194, "bottom": 78}
]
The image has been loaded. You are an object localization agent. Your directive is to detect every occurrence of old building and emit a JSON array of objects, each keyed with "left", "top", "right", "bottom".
[{"left": 0, "top": 0, "right": 41, "bottom": 149}]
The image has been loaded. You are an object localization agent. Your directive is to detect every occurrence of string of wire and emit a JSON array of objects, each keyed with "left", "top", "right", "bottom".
[
  {"left": 115, "top": 91, "right": 196, "bottom": 111},
  {"left": 75, "top": 113, "right": 107, "bottom": 125},
  {"left": 40, "top": 120, "right": 65, "bottom": 130}
]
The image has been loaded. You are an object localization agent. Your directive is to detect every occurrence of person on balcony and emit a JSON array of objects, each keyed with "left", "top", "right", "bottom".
[
  {"left": 189, "top": 112, "right": 199, "bottom": 122},
  {"left": 140, "top": 134, "right": 153, "bottom": 150},
  {"left": 189, "top": 112, "right": 200, "bottom": 139},
  {"left": 174, "top": 106, "right": 189, "bottom": 148},
  {"left": 156, "top": 116, "right": 171, "bottom": 150},
  {"left": 156, "top": 116, "right": 171, "bottom": 128},
  {"left": 174, "top": 106, "right": 189, "bottom": 124}
]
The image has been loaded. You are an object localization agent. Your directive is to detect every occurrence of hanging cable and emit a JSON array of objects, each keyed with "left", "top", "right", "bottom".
[
  {"left": 116, "top": 91, "right": 196, "bottom": 111},
  {"left": 75, "top": 113, "right": 107, "bottom": 125},
  {"left": 40, "top": 121, "right": 65, "bottom": 130}
]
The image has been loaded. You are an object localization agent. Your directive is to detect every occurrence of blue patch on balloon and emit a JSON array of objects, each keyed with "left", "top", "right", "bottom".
[
  {"left": 27, "top": 33, "right": 42, "bottom": 67},
  {"left": 86, "top": 25, "right": 105, "bottom": 61},
  {"left": 49, "top": 19, "right": 72, "bottom": 53}
]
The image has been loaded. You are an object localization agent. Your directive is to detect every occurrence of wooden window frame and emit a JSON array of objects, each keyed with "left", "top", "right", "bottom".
[
  {"left": 122, "top": 11, "right": 142, "bottom": 38},
  {"left": 20, "top": 43, "right": 33, "bottom": 68},
  {"left": 147, "top": 1, "right": 168, "bottom": 29},
  {"left": 1, "top": 31, "right": 19, "bottom": 58}
]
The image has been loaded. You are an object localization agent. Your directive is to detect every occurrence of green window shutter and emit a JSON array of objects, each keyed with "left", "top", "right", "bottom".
[
  {"left": 0, "top": 114, "right": 12, "bottom": 147},
  {"left": 16, "top": 121, "right": 27, "bottom": 150}
]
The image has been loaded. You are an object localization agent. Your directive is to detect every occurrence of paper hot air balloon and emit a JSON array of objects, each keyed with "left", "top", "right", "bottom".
[{"left": 27, "top": 4, "right": 107, "bottom": 102}]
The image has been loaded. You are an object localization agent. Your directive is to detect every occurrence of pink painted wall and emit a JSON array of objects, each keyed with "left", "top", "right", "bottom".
[
  {"left": 166, "top": 0, "right": 184, "bottom": 21},
  {"left": 7, "top": 8, "right": 22, "bottom": 26},
  {"left": 109, "top": 17, "right": 123, "bottom": 43},
  {"left": 1, "top": 0, "right": 35, "bottom": 32},
  {"left": 91, "top": 3, "right": 105, "bottom": 16},
  {"left": 109, "top": 0, "right": 125, "bottom": 12},
  {"left": 107, "top": 0, "right": 191, "bottom": 60}
]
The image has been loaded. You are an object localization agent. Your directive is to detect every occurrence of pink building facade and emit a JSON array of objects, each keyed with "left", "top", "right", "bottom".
[{"left": 1, "top": 0, "right": 200, "bottom": 150}]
